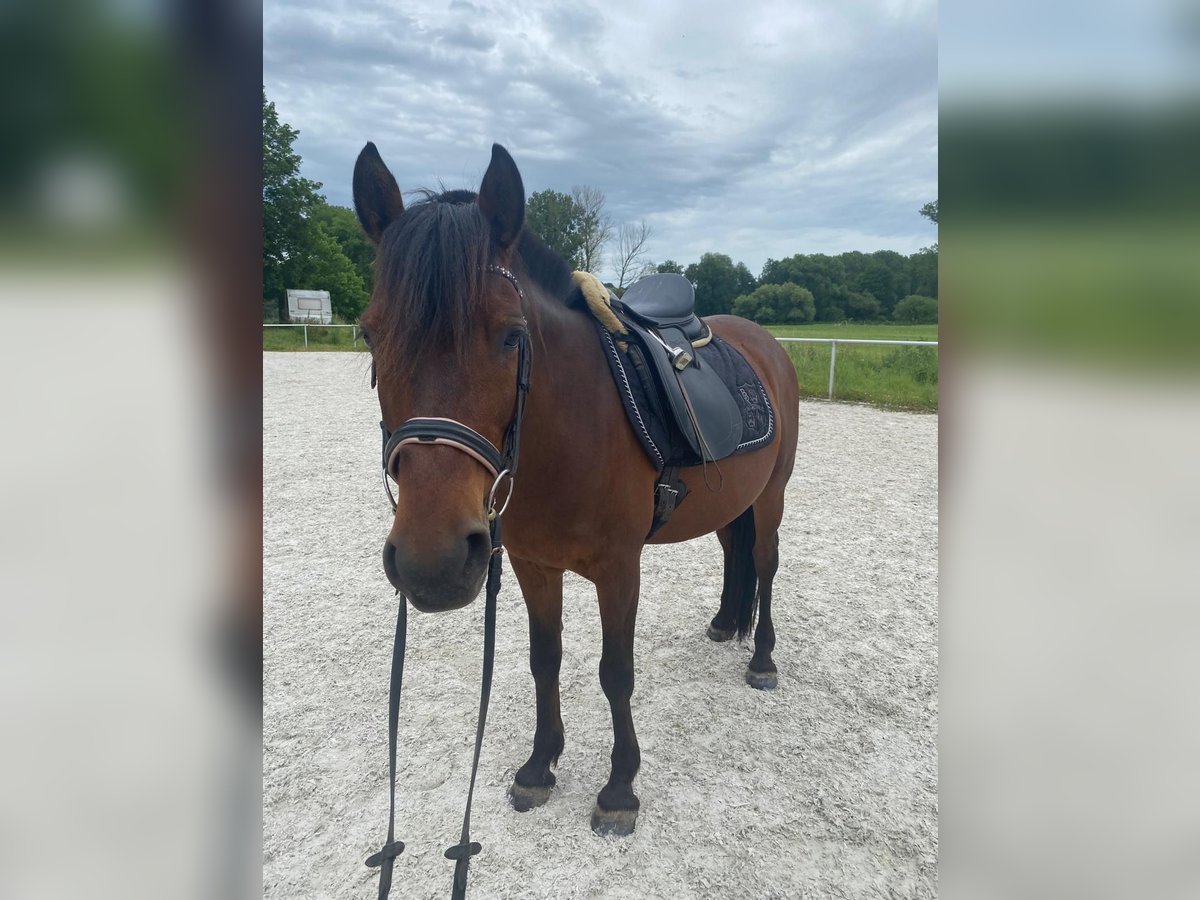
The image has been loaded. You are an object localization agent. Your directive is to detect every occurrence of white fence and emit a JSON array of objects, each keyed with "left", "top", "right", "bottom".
[
  {"left": 774, "top": 337, "right": 938, "bottom": 400},
  {"left": 261, "top": 326, "right": 938, "bottom": 401}
]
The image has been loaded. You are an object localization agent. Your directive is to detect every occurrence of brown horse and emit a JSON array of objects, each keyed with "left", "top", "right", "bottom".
[{"left": 353, "top": 142, "right": 799, "bottom": 837}]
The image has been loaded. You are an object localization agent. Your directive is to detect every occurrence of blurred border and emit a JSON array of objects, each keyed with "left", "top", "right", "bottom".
[
  {"left": 0, "top": 1, "right": 262, "bottom": 898},
  {"left": 941, "top": 0, "right": 1200, "bottom": 897}
]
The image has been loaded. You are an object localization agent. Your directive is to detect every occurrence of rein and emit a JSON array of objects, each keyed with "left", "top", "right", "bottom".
[{"left": 367, "top": 264, "right": 531, "bottom": 900}]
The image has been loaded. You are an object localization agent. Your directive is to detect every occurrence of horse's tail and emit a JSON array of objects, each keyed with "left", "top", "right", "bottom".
[{"left": 728, "top": 506, "right": 759, "bottom": 640}]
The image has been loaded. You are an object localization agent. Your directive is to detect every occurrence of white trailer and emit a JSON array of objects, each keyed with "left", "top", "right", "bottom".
[{"left": 286, "top": 289, "right": 332, "bottom": 324}]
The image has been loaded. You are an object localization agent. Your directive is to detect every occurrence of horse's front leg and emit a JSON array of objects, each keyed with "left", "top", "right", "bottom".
[
  {"left": 508, "top": 555, "right": 565, "bottom": 812},
  {"left": 589, "top": 557, "right": 642, "bottom": 836}
]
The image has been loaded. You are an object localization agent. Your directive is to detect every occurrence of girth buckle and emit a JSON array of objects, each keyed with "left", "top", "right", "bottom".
[{"left": 654, "top": 481, "right": 679, "bottom": 520}]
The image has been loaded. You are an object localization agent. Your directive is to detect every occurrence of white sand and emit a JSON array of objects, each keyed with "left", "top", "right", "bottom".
[{"left": 264, "top": 352, "right": 938, "bottom": 899}]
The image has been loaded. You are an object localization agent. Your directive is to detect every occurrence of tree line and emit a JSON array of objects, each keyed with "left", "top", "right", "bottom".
[
  {"left": 263, "top": 92, "right": 373, "bottom": 323},
  {"left": 264, "top": 93, "right": 937, "bottom": 326}
]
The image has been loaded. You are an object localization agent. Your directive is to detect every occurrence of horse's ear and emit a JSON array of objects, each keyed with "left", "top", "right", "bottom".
[
  {"left": 353, "top": 142, "right": 404, "bottom": 246},
  {"left": 478, "top": 143, "right": 525, "bottom": 250}
]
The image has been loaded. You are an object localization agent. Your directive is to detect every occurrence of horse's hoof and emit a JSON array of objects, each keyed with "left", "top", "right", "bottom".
[
  {"left": 509, "top": 782, "right": 553, "bottom": 812},
  {"left": 745, "top": 669, "right": 778, "bottom": 690},
  {"left": 707, "top": 624, "right": 736, "bottom": 642},
  {"left": 590, "top": 805, "right": 638, "bottom": 837}
]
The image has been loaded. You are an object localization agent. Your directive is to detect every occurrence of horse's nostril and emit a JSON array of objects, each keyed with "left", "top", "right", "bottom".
[
  {"left": 382, "top": 539, "right": 404, "bottom": 593},
  {"left": 465, "top": 528, "right": 491, "bottom": 573},
  {"left": 381, "top": 526, "right": 491, "bottom": 608}
]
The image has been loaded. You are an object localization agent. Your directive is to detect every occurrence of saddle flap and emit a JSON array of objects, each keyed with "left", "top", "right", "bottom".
[{"left": 623, "top": 318, "right": 743, "bottom": 461}]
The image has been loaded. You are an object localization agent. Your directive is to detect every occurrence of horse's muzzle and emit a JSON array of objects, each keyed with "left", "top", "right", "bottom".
[{"left": 382, "top": 526, "right": 491, "bottom": 612}]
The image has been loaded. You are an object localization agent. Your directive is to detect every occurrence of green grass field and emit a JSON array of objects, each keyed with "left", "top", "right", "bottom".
[
  {"left": 766, "top": 323, "right": 938, "bottom": 342},
  {"left": 947, "top": 221, "right": 1199, "bottom": 370},
  {"left": 262, "top": 325, "right": 367, "bottom": 351},
  {"left": 263, "top": 321, "right": 939, "bottom": 411},
  {"left": 766, "top": 324, "right": 938, "bottom": 411}
]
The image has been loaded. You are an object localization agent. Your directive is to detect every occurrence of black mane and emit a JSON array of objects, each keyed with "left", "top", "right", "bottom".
[
  {"left": 517, "top": 228, "right": 579, "bottom": 307},
  {"left": 370, "top": 189, "right": 582, "bottom": 381}
]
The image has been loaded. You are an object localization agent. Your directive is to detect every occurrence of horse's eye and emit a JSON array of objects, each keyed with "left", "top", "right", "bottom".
[{"left": 502, "top": 327, "right": 526, "bottom": 351}]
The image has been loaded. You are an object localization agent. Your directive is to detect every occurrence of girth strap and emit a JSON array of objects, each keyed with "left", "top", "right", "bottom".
[{"left": 649, "top": 465, "right": 688, "bottom": 539}]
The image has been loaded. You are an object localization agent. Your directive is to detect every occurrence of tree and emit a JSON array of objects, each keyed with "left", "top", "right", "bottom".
[
  {"left": 686, "top": 252, "right": 756, "bottom": 316},
  {"left": 571, "top": 185, "right": 612, "bottom": 273},
  {"left": 612, "top": 220, "right": 654, "bottom": 291},
  {"left": 909, "top": 246, "right": 938, "bottom": 299},
  {"left": 302, "top": 224, "right": 370, "bottom": 320},
  {"left": 313, "top": 202, "right": 375, "bottom": 297},
  {"left": 759, "top": 253, "right": 845, "bottom": 320},
  {"left": 845, "top": 289, "right": 883, "bottom": 320},
  {"left": 656, "top": 260, "right": 684, "bottom": 274},
  {"left": 919, "top": 200, "right": 939, "bottom": 254},
  {"left": 263, "top": 90, "right": 325, "bottom": 321},
  {"left": 263, "top": 92, "right": 371, "bottom": 322},
  {"left": 893, "top": 294, "right": 938, "bottom": 324},
  {"left": 732, "top": 282, "right": 815, "bottom": 324},
  {"left": 525, "top": 189, "right": 585, "bottom": 268},
  {"left": 865, "top": 250, "right": 910, "bottom": 315}
]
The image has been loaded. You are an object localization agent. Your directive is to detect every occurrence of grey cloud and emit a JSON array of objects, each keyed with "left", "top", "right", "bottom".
[
  {"left": 265, "top": 0, "right": 937, "bottom": 278},
  {"left": 541, "top": 1, "right": 607, "bottom": 43},
  {"left": 429, "top": 23, "right": 496, "bottom": 52}
]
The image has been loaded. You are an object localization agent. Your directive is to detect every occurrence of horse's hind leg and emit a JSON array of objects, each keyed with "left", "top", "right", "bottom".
[
  {"left": 508, "top": 556, "right": 565, "bottom": 812},
  {"left": 745, "top": 499, "right": 783, "bottom": 690},
  {"left": 706, "top": 526, "right": 739, "bottom": 642}
]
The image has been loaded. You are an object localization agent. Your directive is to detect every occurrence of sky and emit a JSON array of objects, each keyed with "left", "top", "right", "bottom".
[
  {"left": 939, "top": 0, "right": 1200, "bottom": 100},
  {"left": 264, "top": 0, "right": 938, "bottom": 283}
]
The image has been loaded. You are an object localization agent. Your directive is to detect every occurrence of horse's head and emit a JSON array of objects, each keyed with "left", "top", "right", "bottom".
[{"left": 353, "top": 142, "right": 529, "bottom": 612}]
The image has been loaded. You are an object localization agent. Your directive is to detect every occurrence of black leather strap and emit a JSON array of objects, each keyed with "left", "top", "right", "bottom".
[
  {"left": 367, "top": 520, "right": 503, "bottom": 900},
  {"left": 649, "top": 465, "right": 689, "bottom": 538},
  {"left": 504, "top": 337, "right": 532, "bottom": 476},
  {"left": 365, "top": 595, "right": 408, "bottom": 898},
  {"left": 384, "top": 418, "right": 506, "bottom": 479},
  {"left": 444, "top": 517, "right": 502, "bottom": 899}
]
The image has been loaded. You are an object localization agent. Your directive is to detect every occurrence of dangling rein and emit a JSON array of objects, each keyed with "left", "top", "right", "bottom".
[{"left": 367, "top": 265, "right": 531, "bottom": 900}]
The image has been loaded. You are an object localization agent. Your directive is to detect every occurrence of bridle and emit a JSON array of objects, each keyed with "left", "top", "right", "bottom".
[
  {"left": 379, "top": 264, "right": 532, "bottom": 519},
  {"left": 366, "top": 263, "right": 532, "bottom": 900}
]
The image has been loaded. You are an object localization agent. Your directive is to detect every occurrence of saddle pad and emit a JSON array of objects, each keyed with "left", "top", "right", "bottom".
[{"left": 597, "top": 324, "right": 776, "bottom": 471}]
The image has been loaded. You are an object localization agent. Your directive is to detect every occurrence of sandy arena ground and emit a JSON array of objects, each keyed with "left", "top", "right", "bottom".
[{"left": 264, "top": 352, "right": 938, "bottom": 899}]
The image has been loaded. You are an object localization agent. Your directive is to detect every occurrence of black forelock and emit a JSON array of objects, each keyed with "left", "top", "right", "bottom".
[{"left": 369, "top": 191, "right": 585, "bottom": 381}]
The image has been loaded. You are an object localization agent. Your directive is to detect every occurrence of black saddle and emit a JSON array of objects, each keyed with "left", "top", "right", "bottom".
[
  {"left": 619, "top": 273, "right": 710, "bottom": 344},
  {"left": 593, "top": 273, "right": 777, "bottom": 536},
  {"left": 611, "top": 275, "right": 741, "bottom": 463}
]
